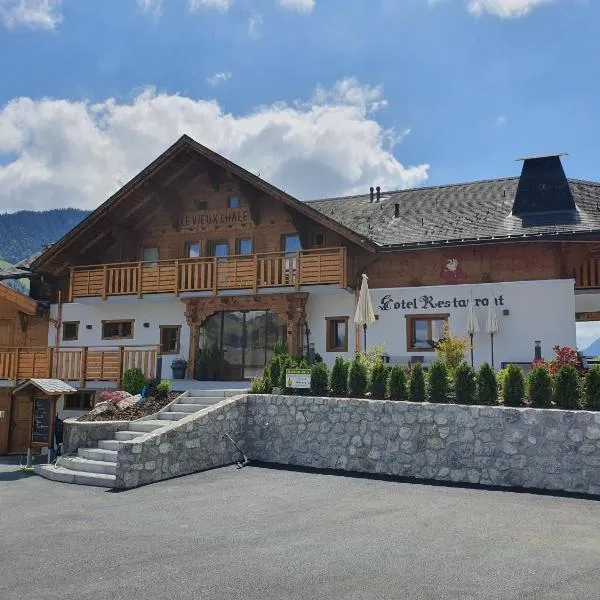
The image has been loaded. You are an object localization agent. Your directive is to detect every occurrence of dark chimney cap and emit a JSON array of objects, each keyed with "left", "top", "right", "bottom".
[
  {"left": 369, "top": 186, "right": 374, "bottom": 203},
  {"left": 394, "top": 203, "right": 400, "bottom": 218},
  {"left": 376, "top": 186, "right": 381, "bottom": 202}
]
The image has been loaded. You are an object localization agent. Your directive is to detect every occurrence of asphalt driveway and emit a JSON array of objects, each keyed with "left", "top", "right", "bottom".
[{"left": 1, "top": 459, "right": 599, "bottom": 600}]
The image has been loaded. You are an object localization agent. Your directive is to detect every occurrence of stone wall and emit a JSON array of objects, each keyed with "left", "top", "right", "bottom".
[
  {"left": 63, "top": 419, "right": 131, "bottom": 454},
  {"left": 114, "top": 397, "right": 247, "bottom": 489},
  {"left": 244, "top": 395, "right": 600, "bottom": 496}
]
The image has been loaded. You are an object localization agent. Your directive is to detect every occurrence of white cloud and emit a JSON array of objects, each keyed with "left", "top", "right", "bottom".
[
  {"left": 137, "top": 0, "right": 163, "bottom": 17},
  {"left": 248, "top": 13, "right": 263, "bottom": 38},
  {"left": 467, "top": 0, "right": 555, "bottom": 18},
  {"left": 0, "top": 79, "right": 429, "bottom": 212},
  {"left": 496, "top": 115, "right": 507, "bottom": 126},
  {"left": 206, "top": 71, "right": 232, "bottom": 86},
  {"left": 0, "top": 0, "right": 62, "bottom": 29},
  {"left": 188, "top": 0, "right": 232, "bottom": 12},
  {"left": 277, "top": 0, "right": 315, "bottom": 13}
]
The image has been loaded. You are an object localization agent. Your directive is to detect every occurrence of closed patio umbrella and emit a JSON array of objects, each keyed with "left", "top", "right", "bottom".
[
  {"left": 354, "top": 274, "right": 376, "bottom": 352},
  {"left": 486, "top": 299, "right": 500, "bottom": 369},
  {"left": 466, "top": 293, "right": 480, "bottom": 367}
]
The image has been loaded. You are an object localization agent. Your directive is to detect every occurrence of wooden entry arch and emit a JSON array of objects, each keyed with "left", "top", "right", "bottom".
[{"left": 183, "top": 292, "right": 309, "bottom": 376}]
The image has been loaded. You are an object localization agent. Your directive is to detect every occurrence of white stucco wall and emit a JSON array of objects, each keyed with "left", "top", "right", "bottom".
[
  {"left": 49, "top": 295, "right": 190, "bottom": 378},
  {"left": 308, "top": 279, "right": 576, "bottom": 369}
]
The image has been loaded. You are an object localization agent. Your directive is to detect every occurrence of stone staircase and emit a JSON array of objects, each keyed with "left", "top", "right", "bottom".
[{"left": 35, "top": 389, "right": 245, "bottom": 487}]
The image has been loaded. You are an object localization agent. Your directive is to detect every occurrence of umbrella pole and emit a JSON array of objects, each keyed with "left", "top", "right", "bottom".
[
  {"left": 490, "top": 333, "right": 494, "bottom": 369},
  {"left": 363, "top": 324, "right": 367, "bottom": 353},
  {"left": 470, "top": 333, "right": 474, "bottom": 367}
]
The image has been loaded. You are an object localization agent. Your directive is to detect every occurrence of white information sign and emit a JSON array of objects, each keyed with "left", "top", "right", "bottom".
[{"left": 286, "top": 369, "right": 311, "bottom": 389}]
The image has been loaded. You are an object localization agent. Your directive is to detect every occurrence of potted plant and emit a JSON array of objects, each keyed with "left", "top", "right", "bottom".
[{"left": 171, "top": 357, "right": 188, "bottom": 380}]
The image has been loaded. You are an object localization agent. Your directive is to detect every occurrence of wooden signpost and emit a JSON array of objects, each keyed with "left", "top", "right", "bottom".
[{"left": 30, "top": 396, "right": 55, "bottom": 449}]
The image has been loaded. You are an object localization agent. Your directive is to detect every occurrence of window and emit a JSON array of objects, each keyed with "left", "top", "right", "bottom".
[
  {"left": 282, "top": 234, "right": 302, "bottom": 253},
  {"left": 326, "top": 316, "right": 349, "bottom": 352},
  {"left": 212, "top": 241, "right": 229, "bottom": 258},
  {"left": 197, "top": 201, "right": 208, "bottom": 211},
  {"left": 102, "top": 320, "right": 134, "bottom": 340},
  {"left": 228, "top": 196, "right": 240, "bottom": 209},
  {"left": 64, "top": 392, "right": 94, "bottom": 411},
  {"left": 62, "top": 321, "right": 79, "bottom": 341},
  {"left": 311, "top": 231, "right": 326, "bottom": 247},
  {"left": 160, "top": 325, "right": 181, "bottom": 354},
  {"left": 406, "top": 314, "right": 449, "bottom": 352},
  {"left": 185, "top": 242, "right": 202, "bottom": 258},
  {"left": 142, "top": 246, "right": 159, "bottom": 267},
  {"left": 236, "top": 238, "right": 253, "bottom": 255}
]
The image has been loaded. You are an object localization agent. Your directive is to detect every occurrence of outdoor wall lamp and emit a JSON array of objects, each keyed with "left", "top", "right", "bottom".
[
  {"left": 143, "top": 322, "right": 150, "bottom": 328},
  {"left": 85, "top": 324, "right": 92, "bottom": 330}
]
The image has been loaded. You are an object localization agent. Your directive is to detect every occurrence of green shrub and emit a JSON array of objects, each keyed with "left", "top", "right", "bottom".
[
  {"left": 264, "top": 354, "right": 283, "bottom": 390},
  {"left": 435, "top": 323, "right": 470, "bottom": 378},
  {"left": 496, "top": 367, "right": 510, "bottom": 390},
  {"left": 370, "top": 362, "right": 389, "bottom": 399},
  {"left": 121, "top": 368, "right": 147, "bottom": 395},
  {"left": 527, "top": 366, "right": 552, "bottom": 408},
  {"left": 408, "top": 362, "right": 426, "bottom": 403},
  {"left": 151, "top": 380, "right": 172, "bottom": 401},
  {"left": 310, "top": 361, "right": 329, "bottom": 396},
  {"left": 477, "top": 363, "right": 498, "bottom": 406},
  {"left": 502, "top": 364, "right": 525, "bottom": 407},
  {"left": 584, "top": 366, "right": 600, "bottom": 411},
  {"left": 427, "top": 362, "right": 448, "bottom": 404},
  {"left": 553, "top": 365, "right": 581, "bottom": 410},
  {"left": 388, "top": 366, "right": 408, "bottom": 401},
  {"left": 348, "top": 357, "right": 369, "bottom": 398},
  {"left": 357, "top": 343, "right": 386, "bottom": 374},
  {"left": 330, "top": 357, "right": 349, "bottom": 397},
  {"left": 250, "top": 376, "right": 272, "bottom": 394},
  {"left": 455, "top": 363, "right": 476, "bottom": 405}
]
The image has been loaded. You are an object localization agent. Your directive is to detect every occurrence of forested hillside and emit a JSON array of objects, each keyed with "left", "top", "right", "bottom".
[{"left": 0, "top": 208, "right": 89, "bottom": 264}]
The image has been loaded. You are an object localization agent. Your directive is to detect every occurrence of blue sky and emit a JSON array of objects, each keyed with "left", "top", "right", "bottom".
[{"left": 0, "top": 0, "right": 599, "bottom": 347}]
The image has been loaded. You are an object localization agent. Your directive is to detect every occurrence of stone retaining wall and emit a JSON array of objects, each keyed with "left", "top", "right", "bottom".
[{"left": 63, "top": 419, "right": 131, "bottom": 455}]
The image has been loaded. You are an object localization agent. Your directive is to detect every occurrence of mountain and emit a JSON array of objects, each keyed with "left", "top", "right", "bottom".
[
  {"left": 583, "top": 339, "right": 600, "bottom": 357},
  {"left": 0, "top": 208, "right": 89, "bottom": 265}
]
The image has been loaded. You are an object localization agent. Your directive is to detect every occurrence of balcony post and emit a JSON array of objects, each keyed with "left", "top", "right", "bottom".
[
  {"left": 295, "top": 251, "right": 301, "bottom": 290},
  {"left": 102, "top": 265, "right": 108, "bottom": 300},
  {"left": 174, "top": 259, "right": 180, "bottom": 297},
  {"left": 47, "top": 348, "right": 53, "bottom": 379},
  {"left": 117, "top": 346, "right": 125, "bottom": 388},
  {"left": 253, "top": 254, "right": 258, "bottom": 293},
  {"left": 68, "top": 268, "right": 74, "bottom": 302},
  {"left": 137, "top": 262, "right": 143, "bottom": 298},
  {"left": 213, "top": 257, "right": 218, "bottom": 294},
  {"left": 13, "top": 348, "right": 20, "bottom": 382},
  {"left": 79, "top": 347, "right": 88, "bottom": 388},
  {"left": 340, "top": 247, "right": 347, "bottom": 288}
]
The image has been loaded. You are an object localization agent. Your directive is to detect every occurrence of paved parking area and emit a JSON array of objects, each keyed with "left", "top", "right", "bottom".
[{"left": 1, "top": 459, "right": 600, "bottom": 600}]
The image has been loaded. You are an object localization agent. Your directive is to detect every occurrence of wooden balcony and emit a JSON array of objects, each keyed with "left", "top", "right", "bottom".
[
  {"left": 69, "top": 247, "right": 347, "bottom": 300},
  {"left": 0, "top": 345, "right": 159, "bottom": 386},
  {"left": 573, "top": 257, "right": 600, "bottom": 289}
]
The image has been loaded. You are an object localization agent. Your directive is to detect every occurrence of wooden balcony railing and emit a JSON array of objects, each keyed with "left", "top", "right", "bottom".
[
  {"left": 573, "top": 257, "right": 600, "bottom": 289},
  {"left": 69, "top": 247, "right": 347, "bottom": 300},
  {"left": 0, "top": 345, "right": 159, "bottom": 386}
]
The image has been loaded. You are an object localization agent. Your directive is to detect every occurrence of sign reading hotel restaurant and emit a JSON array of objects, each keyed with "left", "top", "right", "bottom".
[
  {"left": 378, "top": 294, "right": 506, "bottom": 311},
  {"left": 31, "top": 397, "right": 52, "bottom": 446},
  {"left": 286, "top": 369, "right": 311, "bottom": 389},
  {"left": 178, "top": 209, "right": 250, "bottom": 229}
]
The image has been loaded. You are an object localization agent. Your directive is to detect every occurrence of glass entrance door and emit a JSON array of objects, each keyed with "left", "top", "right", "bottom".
[{"left": 197, "top": 311, "right": 286, "bottom": 380}]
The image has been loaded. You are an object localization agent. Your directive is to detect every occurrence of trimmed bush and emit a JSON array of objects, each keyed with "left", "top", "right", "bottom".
[
  {"left": 455, "top": 362, "right": 476, "bottom": 405},
  {"left": 477, "top": 363, "right": 498, "bottom": 406},
  {"left": 553, "top": 365, "right": 581, "bottom": 410},
  {"left": 388, "top": 366, "right": 408, "bottom": 401},
  {"left": 330, "top": 357, "right": 349, "bottom": 397},
  {"left": 310, "top": 361, "right": 329, "bottom": 396},
  {"left": 370, "top": 362, "right": 389, "bottom": 400},
  {"left": 348, "top": 357, "right": 369, "bottom": 398},
  {"left": 584, "top": 366, "right": 600, "bottom": 411},
  {"left": 408, "top": 362, "right": 426, "bottom": 403},
  {"left": 427, "top": 362, "right": 448, "bottom": 404},
  {"left": 250, "top": 376, "right": 272, "bottom": 394},
  {"left": 527, "top": 366, "right": 552, "bottom": 408},
  {"left": 121, "top": 368, "right": 146, "bottom": 395},
  {"left": 502, "top": 364, "right": 525, "bottom": 407}
]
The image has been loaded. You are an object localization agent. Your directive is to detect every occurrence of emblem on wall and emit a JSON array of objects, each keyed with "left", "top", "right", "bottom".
[{"left": 439, "top": 257, "right": 466, "bottom": 285}]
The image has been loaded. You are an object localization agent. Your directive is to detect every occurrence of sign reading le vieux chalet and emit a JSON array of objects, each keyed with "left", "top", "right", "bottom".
[
  {"left": 379, "top": 294, "right": 506, "bottom": 311},
  {"left": 178, "top": 209, "right": 250, "bottom": 229}
]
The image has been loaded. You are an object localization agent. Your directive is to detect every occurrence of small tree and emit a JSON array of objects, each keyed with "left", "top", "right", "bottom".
[
  {"left": 553, "top": 365, "right": 581, "bottom": 410},
  {"left": 584, "top": 366, "right": 600, "bottom": 411},
  {"left": 370, "top": 362, "right": 389, "bottom": 400},
  {"left": 502, "top": 364, "right": 525, "bottom": 407},
  {"left": 427, "top": 362, "right": 448, "bottom": 404},
  {"left": 527, "top": 366, "right": 552, "bottom": 408},
  {"left": 477, "top": 362, "right": 498, "bottom": 406},
  {"left": 121, "top": 368, "right": 146, "bottom": 395},
  {"left": 434, "top": 323, "right": 470, "bottom": 378},
  {"left": 408, "top": 362, "right": 426, "bottom": 403},
  {"left": 455, "top": 362, "right": 476, "bottom": 405},
  {"left": 310, "top": 361, "right": 329, "bottom": 396},
  {"left": 330, "top": 356, "right": 349, "bottom": 397},
  {"left": 348, "top": 357, "right": 369, "bottom": 398},
  {"left": 388, "top": 365, "right": 408, "bottom": 401}
]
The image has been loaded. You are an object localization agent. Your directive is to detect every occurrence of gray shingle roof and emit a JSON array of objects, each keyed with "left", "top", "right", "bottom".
[
  {"left": 306, "top": 178, "right": 600, "bottom": 248},
  {"left": 14, "top": 379, "right": 77, "bottom": 395}
]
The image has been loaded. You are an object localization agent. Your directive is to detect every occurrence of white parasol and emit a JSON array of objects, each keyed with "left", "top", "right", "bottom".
[{"left": 354, "top": 274, "right": 376, "bottom": 352}]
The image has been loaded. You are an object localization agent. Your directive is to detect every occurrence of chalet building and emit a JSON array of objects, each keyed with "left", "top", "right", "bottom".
[{"left": 2, "top": 135, "right": 600, "bottom": 455}]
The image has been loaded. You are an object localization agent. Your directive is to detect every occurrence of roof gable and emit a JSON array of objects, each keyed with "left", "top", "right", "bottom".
[{"left": 0, "top": 282, "right": 38, "bottom": 315}]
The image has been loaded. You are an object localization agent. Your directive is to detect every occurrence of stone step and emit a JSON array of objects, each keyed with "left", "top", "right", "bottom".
[
  {"left": 59, "top": 456, "right": 117, "bottom": 475},
  {"left": 128, "top": 420, "right": 168, "bottom": 433},
  {"left": 168, "top": 403, "right": 204, "bottom": 413},
  {"left": 98, "top": 439, "right": 121, "bottom": 451},
  {"left": 158, "top": 411, "right": 188, "bottom": 421},
  {"left": 180, "top": 396, "right": 221, "bottom": 405},
  {"left": 78, "top": 447, "right": 118, "bottom": 462},
  {"left": 187, "top": 389, "right": 247, "bottom": 398},
  {"left": 34, "top": 464, "right": 116, "bottom": 488},
  {"left": 115, "top": 430, "right": 144, "bottom": 441}
]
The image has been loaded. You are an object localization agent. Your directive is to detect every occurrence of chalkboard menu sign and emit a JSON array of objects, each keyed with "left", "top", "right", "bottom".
[{"left": 32, "top": 397, "right": 52, "bottom": 446}]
